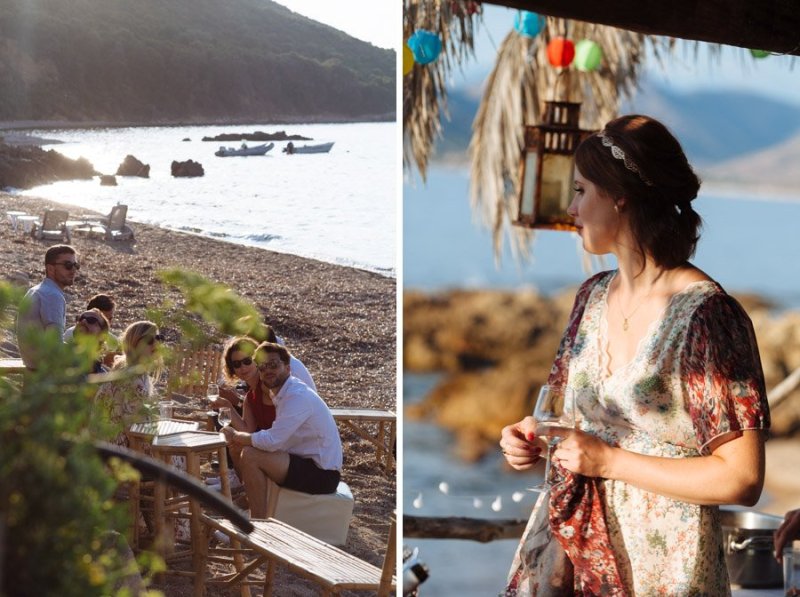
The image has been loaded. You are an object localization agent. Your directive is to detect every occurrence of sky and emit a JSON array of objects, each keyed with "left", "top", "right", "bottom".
[
  {"left": 456, "top": 5, "right": 800, "bottom": 107},
  {"left": 272, "top": 0, "right": 398, "bottom": 50}
]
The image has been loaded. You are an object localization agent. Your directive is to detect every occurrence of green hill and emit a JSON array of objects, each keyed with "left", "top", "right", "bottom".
[{"left": 0, "top": 0, "right": 395, "bottom": 124}]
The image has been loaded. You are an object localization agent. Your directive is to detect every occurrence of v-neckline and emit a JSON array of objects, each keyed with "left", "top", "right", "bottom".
[{"left": 598, "top": 273, "right": 714, "bottom": 380}]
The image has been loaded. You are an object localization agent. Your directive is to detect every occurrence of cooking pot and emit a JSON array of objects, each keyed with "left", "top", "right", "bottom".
[{"left": 721, "top": 507, "right": 783, "bottom": 588}]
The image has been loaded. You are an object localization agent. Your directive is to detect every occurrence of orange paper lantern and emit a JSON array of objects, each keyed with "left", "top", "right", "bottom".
[{"left": 547, "top": 37, "right": 575, "bottom": 68}]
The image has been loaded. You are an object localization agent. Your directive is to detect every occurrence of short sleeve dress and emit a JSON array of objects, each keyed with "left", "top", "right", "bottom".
[{"left": 505, "top": 271, "right": 770, "bottom": 596}]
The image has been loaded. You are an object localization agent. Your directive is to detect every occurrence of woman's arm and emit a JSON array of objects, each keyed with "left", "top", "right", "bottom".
[
  {"left": 552, "top": 427, "right": 765, "bottom": 506},
  {"left": 241, "top": 399, "right": 258, "bottom": 433}
]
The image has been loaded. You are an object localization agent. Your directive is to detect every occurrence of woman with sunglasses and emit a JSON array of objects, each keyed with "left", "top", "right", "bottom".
[
  {"left": 69, "top": 308, "right": 110, "bottom": 374},
  {"left": 95, "top": 320, "right": 163, "bottom": 447}
]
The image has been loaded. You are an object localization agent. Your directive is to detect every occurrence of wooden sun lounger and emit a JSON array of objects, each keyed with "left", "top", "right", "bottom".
[
  {"left": 197, "top": 514, "right": 396, "bottom": 597},
  {"left": 330, "top": 407, "right": 396, "bottom": 477}
]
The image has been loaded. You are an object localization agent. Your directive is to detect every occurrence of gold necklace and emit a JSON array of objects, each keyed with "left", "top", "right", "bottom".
[{"left": 617, "top": 289, "right": 652, "bottom": 332}]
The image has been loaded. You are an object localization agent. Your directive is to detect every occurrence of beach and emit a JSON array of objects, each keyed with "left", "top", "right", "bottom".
[{"left": 1, "top": 192, "right": 396, "bottom": 595}]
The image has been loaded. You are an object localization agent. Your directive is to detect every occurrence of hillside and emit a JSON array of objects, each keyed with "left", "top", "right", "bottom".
[
  {"left": 433, "top": 81, "right": 800, "bottom": 177},
  {"left": 0, "top": 0, "right": 395, "bottom": 124}
]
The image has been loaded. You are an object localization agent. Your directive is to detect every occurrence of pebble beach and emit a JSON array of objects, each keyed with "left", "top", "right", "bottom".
[{"left": 0, "top": 192, "right": 396, "bottom": 595}]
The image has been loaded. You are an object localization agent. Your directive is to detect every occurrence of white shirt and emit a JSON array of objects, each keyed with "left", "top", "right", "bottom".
[
  {"left": 289, "top": 354, "right": 316, "bottom": 392},
  {"left": 251, "top": 375, "right": 342, "bottom": 471}
]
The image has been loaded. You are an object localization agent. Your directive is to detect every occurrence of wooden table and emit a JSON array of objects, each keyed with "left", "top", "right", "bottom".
[
  {"left": 0, "top": 358, "right": 25, "bottom": 375},
  {"left": 331, "top": 408, "right": 396, "bottom": 477}
]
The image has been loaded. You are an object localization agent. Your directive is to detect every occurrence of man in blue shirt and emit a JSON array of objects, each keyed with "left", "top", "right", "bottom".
[{"left": 16, "top": 244, "right": 79, "bottom": 369}]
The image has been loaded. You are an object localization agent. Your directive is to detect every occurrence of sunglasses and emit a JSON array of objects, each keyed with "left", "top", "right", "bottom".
[
  {"left": 257, "top": 360, "right": 283, "bottom": 372},
  {"left": 146, "top": 333, "right": 165, "bottom": 346},
  {"left": 231, "top": 356, "right": 253, "bottom": 369},
  {"left": 78, "top": 314, "right": 101, "bottom": 326},
  {"left": 52, "top": 261, "right": 80, "bottom": 271}
]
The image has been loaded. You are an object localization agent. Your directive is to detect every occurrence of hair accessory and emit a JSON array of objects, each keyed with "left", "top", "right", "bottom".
[{"left": 598, "top": 132, "right": 654, "bottom": 186}]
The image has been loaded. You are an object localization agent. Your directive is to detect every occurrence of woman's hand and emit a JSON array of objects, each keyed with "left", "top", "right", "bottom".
[
  {"left": 499, "top": 416, "right": 543, "bottom": 470},
  {"left": 550, "top": 428, "right": 615, "bottom": 478},
  {"left": 775, "top": 508, "right": 800, "bottom": 561},
  {"left": 209, "top": 395, "right": 236, "bottom": 410}
]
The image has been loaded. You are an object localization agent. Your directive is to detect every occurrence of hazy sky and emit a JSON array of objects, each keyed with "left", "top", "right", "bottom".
[
  {"left": 458, "top": 5, "right": 800, "bottom": 106},
  {"left": 272, "top": 0, "right": 398, "bottom": 50}
]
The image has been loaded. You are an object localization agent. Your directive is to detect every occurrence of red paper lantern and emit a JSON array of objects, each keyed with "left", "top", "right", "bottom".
[{"left": 547, "top": 37, "right": 575, "bottom": 68}]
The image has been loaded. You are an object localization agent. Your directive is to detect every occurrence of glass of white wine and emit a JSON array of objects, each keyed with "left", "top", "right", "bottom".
[
  {"left": 206, "top": 383, "right": 219, "bottom": 415},
  {"left": 528, "top": 384, "right": 575, "bottom": 493},
  {"left": 217, "top": 406, "right": 232, "bottom": 428}
]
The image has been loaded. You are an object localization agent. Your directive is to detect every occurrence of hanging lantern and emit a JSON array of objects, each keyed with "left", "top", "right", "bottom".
[
  {"left": 403, "top": 44, "right": 415, "bottom": 76},
  {"left": 514, "top": 11, "right": 545, "bottom": 38},
  {"left": 574, "top": 39, "right": 603, "bottom": 72},
  {"left": 750, "top": 49, "right": 770, "bottom": 59},
  {"left": 546, "top": 37, "right": 575, "bottom": 68},
  {"left": 515, "top": 101, "right": 594, "bottom": 231},
  {"left": 407, "top": 30, "right": 442, "bottom": 65}
]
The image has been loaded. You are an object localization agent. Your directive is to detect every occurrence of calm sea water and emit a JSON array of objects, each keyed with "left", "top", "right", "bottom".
[
  {"left": 404, "top": 166, "right": 800, "bottom": 596},
  {"left": 18, "top": 122, "right": 396, "bottom": 275}
]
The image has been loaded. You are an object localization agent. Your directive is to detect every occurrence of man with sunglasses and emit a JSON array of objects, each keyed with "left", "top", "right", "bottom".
[
  {"left": 15, "top": 244, "right": 79, "bottom": 369},
  {"left": 222, "top": 342, "right": 343, "bottom": 518}
]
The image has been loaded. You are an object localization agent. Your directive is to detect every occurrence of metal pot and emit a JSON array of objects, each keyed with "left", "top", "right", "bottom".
[{"left": 721, "top": 507, "right": 783, "bottom": 588}]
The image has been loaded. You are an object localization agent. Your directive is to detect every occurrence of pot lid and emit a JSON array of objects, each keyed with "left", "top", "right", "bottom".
[{"left": 721, "top": 506, "right": 783, "bottom": 531}]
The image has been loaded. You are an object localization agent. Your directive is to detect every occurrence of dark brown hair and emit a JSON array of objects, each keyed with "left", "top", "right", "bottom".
[
  {"left": 44, "top": 244, "right": 76, "bottom": 265},
  {"left": 221, "top": 336, "right": 258, "bottom": 381},
  {"left": 575, "top": 115, "right": 702, "bottom": 269},
  {"left": 86, "top": 294, "right": 115, "bottom": 313},
  {"left": 254, "top": 341, "right": 290, "bottom": 365}
]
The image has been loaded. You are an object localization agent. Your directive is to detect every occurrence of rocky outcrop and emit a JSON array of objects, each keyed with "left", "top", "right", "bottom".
[
  {"left": 99, "top": 174, "right": 117, "bottom": 186},
  {"left": 0, "top": 144, "right": 97, "bottom": 190},
  {"left": 116, "top": 155, "right": 150, "bottom": 178},
  {"left": 170, "top": 159, "right": 204, "bottom": 177},
  {"left": 405, "top": 288, "right": 800, "bottom": 460},
  {"left": 201, "top": 130, "right": 312, "bottom": 142}
]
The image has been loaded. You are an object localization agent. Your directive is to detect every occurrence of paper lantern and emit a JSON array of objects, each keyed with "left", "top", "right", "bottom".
[
  {"left": 514, "top": 11, "right": 545, "bottom": 38},
  {"left": 547, "top": 37, "right": 575, "bottom": 68},
  {"left": 574, "top": 39, "right": 602, "bottom": 72},
  {"left": 403, "top": 44, "right": 415, "bottom": 75},
  {"left": 407, "top": 29, "right": 442, "bottom": 65},
  {"left": 750, "top": 49, "right": 770, "bottom": 59}
]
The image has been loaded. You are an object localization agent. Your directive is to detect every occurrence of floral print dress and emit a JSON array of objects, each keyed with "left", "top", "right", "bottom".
[
  {"left": 506, "top": 271, "right": 770, "bottom": 596},
  {"left": 94, "top": 373, "right": 155, "bottom": 447}
]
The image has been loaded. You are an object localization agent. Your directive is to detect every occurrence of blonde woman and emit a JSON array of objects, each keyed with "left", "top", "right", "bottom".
[{"left": 95, "top": 321, "right": 163, "bottom": 447}]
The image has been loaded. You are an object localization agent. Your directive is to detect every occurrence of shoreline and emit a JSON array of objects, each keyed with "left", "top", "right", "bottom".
[{"left": 1, "top": 192, "right": 396, "bottom": 595}]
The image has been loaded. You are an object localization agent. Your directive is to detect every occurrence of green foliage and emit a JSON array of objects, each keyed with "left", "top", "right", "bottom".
[
  {"left": 0, "top": 0, "right": 395, "bottom": 122},
  {"left": 1, "top": 268, "right": 266, "bottom": 594}
]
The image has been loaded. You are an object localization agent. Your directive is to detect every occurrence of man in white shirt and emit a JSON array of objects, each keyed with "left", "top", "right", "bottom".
[
  {"left": 221, "top": 342, "right": 342, "bottom": 518},
  {"left": 16, "top": 244, "right": 79, "bottom": 369}
]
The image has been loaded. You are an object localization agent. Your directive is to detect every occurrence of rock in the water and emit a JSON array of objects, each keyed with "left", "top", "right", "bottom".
[
  {"left": 171, "top": 159, "right": 204, "bottom": 177},
  {"left": 0, "top": 144, "right": 97, "bottom": 189},
  {"left": 116, "top": 155, "right": 150, "bottom": 178},
  {"left": 99, "top": 174, "right": 117, "bottom": 186},
  {"left": 182, "top": 138, "right": 191, "bottom": 142}
]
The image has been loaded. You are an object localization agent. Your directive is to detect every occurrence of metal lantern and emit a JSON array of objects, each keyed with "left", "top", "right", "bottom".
[{"left": 515, "top": 101, "right": 593, "bottom": 231}]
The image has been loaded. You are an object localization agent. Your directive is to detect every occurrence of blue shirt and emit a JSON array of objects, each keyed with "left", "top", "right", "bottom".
[{"left": 16, "top": 277, "right": 66, "bottom": 368}]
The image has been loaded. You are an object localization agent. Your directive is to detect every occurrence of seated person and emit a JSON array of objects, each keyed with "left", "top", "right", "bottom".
[
  {"left": 94, "top": 321, "right": 163, "bottom": 447},
  {"left": 264, "top": 324, "right": 316, "bottom": 392},
  {"left": 64, "top": 293, "right": 120, "bottom": 351},
  {"left": 222, "top": 342, "right": 342, "bottom": 518},
  {"left": 68, "top": 308, "right": 110, "bottom": 374}
]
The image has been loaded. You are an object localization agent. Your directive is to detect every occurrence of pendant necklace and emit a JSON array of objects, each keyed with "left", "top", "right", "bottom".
[{"left": 617, "top": 289, "right": 652, "bottom": 332}]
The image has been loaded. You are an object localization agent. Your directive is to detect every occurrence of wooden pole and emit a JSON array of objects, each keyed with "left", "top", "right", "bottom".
[{"left": 404, "top": 515, "right": 527, "bottom": 543}]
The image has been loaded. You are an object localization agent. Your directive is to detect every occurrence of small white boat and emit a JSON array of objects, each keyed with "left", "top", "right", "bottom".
[
  {"left": 283, "top": 142, "right": 334, "bottom": 155},
  {"left": 215, "top": 142, "right": 274, "bottom": 157}
]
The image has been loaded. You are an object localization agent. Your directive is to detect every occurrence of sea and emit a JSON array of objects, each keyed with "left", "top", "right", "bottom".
[
  {"left": 403, "top": 166, "right": 800, "bottom": 596},
  {"left": 17, "top": 122, "right": 396, "bottom": 276}
]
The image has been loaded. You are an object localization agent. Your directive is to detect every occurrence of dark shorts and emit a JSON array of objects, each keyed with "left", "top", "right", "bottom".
[{"left": 283, "top": 454, "right": 340, "bottom": 495}]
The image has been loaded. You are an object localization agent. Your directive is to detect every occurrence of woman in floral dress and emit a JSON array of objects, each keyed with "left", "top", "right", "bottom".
[{"left": 499, "top": 115, "right": 770, "bottom": 595}]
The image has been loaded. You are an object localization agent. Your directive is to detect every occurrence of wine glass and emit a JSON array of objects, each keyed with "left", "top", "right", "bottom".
[
  {"left": 528, "top": 385, "right": 575, "bottom": 493},
  {"left": 206, "top": 383, "right": 219, "bottom": 414},
  {"left": 217, "top": 406, "right": 232, "bottom": 428}
]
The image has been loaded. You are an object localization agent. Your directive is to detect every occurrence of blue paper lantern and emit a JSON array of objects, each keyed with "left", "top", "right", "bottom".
[
  {"left": 407, "top": 29, "right": 442, "bottom": 65},
  {"left": 514, "top": 11, "right": 545, "bottom": 38}
]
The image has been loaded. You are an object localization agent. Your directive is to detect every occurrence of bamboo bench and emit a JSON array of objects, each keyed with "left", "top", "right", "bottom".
[
  {"left": 330, "top": 408, "right": 396, "bottom": 477},
  {"left": 197, "top": 514, "right": 396, "bottom": 596}
]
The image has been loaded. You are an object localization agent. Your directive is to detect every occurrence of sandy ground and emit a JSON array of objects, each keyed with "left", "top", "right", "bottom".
[{"left": 0, "top": 193, "right": 397, "bottom": 595}]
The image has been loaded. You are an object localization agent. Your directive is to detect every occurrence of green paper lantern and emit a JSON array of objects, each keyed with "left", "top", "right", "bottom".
[
  {"left": 574, "top": 39, "right": 603, "bottom": 72},
  {"left": 750, "top": 49, "right": 770, "bottom": 59}
]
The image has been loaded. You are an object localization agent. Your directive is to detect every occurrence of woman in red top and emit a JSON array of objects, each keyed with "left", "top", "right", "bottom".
[{"left": 211, "top": 336, "right": 276, "bottom": 474}]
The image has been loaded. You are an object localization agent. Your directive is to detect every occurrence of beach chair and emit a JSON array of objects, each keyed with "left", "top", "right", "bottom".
[
  {"left": 75, "top": 204, "right": 134, "bottom": 241},
  {"left": 197, "top": 512, "right": 397, "bottom": 596},
  {"left": 31, "top": 209, "right": 69, "bottom": 241}
]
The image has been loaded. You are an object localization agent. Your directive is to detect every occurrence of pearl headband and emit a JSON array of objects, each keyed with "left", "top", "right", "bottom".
[{"left": 597, "top": 132, "right": 654, "bottom": 186}]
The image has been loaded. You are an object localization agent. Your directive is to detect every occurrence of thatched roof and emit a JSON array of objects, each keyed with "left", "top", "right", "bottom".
[{"left": 403, "top": 0, "right": 792, "bottom": 260}]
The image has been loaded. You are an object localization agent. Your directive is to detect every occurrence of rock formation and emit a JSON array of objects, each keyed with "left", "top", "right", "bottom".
[
  {"left": 99, "top": 174, "right": 117, "bottom": 186},
  {"left": 116, "top": 155, "right": 150, "bottom": 178},
  {"left": 0, "top": 144, "right": 96, "bottom": 190},
  {"left": 171, "top": 159, "right": 204, "bottom": 177}
]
